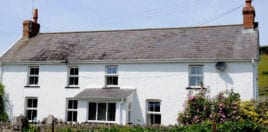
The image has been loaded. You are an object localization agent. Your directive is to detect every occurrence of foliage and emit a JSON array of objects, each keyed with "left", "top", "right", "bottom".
[
  {"left": 0, "top": 83, "right": 8, "bottom": 121},
  {"left": 212, "top": 89, "right": 241, "bottom": 123},
  {"left": 19, "top": 122, "right": 268, "bottom": 132},
  {"left": 178, "top": 89, "right": 212, "bottom": 124},
  {"left": 240, "top": 100, "right": 268, "bottom": 125},
  {"left": 178, "top": 88, "right": 241, "bottom": 125}
]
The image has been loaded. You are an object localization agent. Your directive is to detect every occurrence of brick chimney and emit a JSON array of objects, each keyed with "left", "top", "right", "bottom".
[
  {"left": 242, "top": 0, "right": 255, "bottom": 29},
  {"left": 23, "top": 9, "right": 40, "bottom": 38}
]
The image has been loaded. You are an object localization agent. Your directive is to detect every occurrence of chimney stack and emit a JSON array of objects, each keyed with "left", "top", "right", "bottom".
[
  {"left": 23, "top": 8, "right": 40, "bottom": 38},
  {"left": 242, "top": 0, "right": 255, "bottom": 29}
]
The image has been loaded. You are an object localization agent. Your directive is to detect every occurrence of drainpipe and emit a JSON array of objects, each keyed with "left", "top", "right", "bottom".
[
  {"left": 119, "top": 98, "right": 124, "bottom": 125},
  {"left": 251, "top": 58, "right": 258, "bottom": 99}
]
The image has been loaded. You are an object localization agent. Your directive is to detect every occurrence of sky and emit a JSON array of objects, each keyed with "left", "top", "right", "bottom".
[{"left": 0, "top": 0, "right": 267, "bottom": 54}]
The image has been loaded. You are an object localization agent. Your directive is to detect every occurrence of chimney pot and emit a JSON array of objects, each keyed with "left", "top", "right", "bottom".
[{"left": 33, "top": 9, "right": 38, "bottom": 23}]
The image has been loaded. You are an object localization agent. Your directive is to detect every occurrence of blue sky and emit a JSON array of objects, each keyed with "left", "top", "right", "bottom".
[{"left": 0, "top": 0, "right": 267, "bottom": 54}]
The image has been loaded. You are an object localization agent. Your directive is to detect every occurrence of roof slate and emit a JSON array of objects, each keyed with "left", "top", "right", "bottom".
[
  {"left": 75, "top": 88, "right": 135, "bottom": 100},
  {"left": 0, "top": 24, "right": 259, "bottom": 62}
]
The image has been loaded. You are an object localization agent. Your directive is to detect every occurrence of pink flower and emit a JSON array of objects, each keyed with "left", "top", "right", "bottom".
[
  {"left": 189, "top": 96, "right": 194, "bottom": 100},
  {"left": 219, "top": 103, "right": 224, "bottom": 108}
]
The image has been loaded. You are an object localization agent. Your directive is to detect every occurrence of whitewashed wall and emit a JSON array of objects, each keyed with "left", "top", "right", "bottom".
[{"left": 1, "top": 61, "right": 255, "bottom": 125}]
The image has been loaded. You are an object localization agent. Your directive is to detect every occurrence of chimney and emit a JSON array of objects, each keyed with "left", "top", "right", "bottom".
[
  {"left": 242, "top": 0, "right": 255, "bottom": 29},
  {"left": 23, "top": 8, "right": 40, "bottom": 38}
]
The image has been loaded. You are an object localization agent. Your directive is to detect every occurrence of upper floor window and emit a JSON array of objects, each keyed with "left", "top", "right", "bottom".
[
  {"left": 28, "top": 66, "right": 39, "bottom": 85},
  {"left": 189, "top": 65, "right": 203, "bottom": 87},
  {"left": 68, "top": 67, "right": 79, "bottom": 86},
  {"left": 105, "top": 65, "right": 118, "bottom": 86}
]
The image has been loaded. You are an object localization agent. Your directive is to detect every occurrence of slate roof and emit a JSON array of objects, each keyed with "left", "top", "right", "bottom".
[
  {"left": 75, "top": 88, "right": 135, "bottom": 100},
  {"left": 0, "top": 24, "right": 259, "bottom": 63}
]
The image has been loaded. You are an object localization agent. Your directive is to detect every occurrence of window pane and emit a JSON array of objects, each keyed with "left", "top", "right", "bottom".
[
  {"left": 27, "top": 99, "right": 37, "bottom": 108},
  {"left": 70, "top": 68, "right": 79, "bottom": 75},
  {"left": 67, "top": 111, "right": 77, "bottom": 122},
  {"left": 29, "top": 77, "right": 38, "bottom": 85},
  {"left": 33, "top": 99, "right": 38, "bottom": 108},
  {"left": 97, "top": 103, "right": 106, "bottom": 121},
  {"left": 196, "top": 67, "right": 202, "bottom": 74},
  {"left": 27, "top": 99, "right": 32, "bottom": 108},
  {"left": 106, "top": 66, "right": 117, "bottom": 74},
  {"left": 190, "top": 66, "right": 202, "bottom": 75},
  {"left": 68, "top": 100, "right": 77, "bottom": 109},
  {"left": 27, "top": 110, "right": 37, "bottom": 121},
  {"left": 106, "top": 76, "right": 118, "bottom": 85},
  {"left": 190, "top": 76, "right": 203, "bottom": 86},
  {"left": 30, "top": 68, "right": 39, "bottom": 75},
  {"left": 108, "top": 103, "right": 116, "bottom": 121},
  {"left": 191, "top": 67, "right": 197, "bottom": 74},
  {"left": 69, "top": 77, "right": 78, "bottom": 85},
  {"left": 150, "top": 114, "right": 161, "bottom": 124},
  {"left": 148, "top": 102, "right": 160, "bottom": 112},
  {"left": 88, "top": 103, "right": 97, "bottom": 120},
  {"left": 73, "top": 111, "right": 77, "bottom": 122}
]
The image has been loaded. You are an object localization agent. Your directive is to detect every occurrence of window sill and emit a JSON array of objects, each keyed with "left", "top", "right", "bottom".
[
  {"left": 65, "top": 86, "right": 80, "bottom": 89},
  {"left": 103, "top": 85, "right": 120, "bottom": 89},
  {"left": 24, "top": 85, "right": 40, "bottom": 88},
  {"left": 186, "top": 86, "right": 207, "bottom": 90},
  {"left": 87, "top": 120, "right": 116, "bottom": 124}
]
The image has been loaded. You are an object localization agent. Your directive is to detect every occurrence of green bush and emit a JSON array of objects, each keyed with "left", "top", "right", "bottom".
[{"left": 0, "top": 83, "right": 8, "bottom": 121}]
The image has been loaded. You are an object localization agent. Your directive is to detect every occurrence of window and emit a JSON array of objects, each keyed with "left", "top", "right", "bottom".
[
  {"left": 128, "top": 103, "right": 132, "bottom": 124},
  {"left": 147, "top": 101, "right": 161, "bottom": 125},
  {"left": 25, "top": 98, "right": 38, "bottom": 122},
  {"left": 88, "top": 102, "right": 116, "bottom": 122},
  {"left": 68, "top": 67, "right": 79, "bottom": 86},
  {"left": 28, "top": 67, "right": 39, "bottom": 85},
  {"left": 105, "top": 66, "right": 118, "bottom": 86},
  {"left": 189, "top": 65, "right": 203, "bottom": 87},
  {"left": 66, "top": 100, "right": 78, "bottom": 122}
]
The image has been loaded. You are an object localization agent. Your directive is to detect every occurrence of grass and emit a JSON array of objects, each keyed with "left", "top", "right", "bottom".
[{"left": 258, "top": 53, "right": 268, "bottom": 96}]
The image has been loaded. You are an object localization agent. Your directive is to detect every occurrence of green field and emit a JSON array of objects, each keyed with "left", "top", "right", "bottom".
[{"left": 258, "top": 47, "right": 268, "bottom": 96}]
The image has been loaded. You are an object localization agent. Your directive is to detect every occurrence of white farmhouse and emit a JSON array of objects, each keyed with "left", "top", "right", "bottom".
[{"left": 0, "top": 0, "right": 259, "bottom": 125}]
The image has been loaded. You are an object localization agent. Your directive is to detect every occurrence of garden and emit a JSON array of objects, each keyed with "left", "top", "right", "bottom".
[{"left": 0, "top": 83, "right": 268, "bottom": 131}]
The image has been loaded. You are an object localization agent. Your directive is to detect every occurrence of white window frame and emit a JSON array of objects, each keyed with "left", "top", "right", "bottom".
[
  {"left": 27, "top": 66, "right": 39, "bottom": 86},
  {"left": 105, "top": 65, "right": 119, "bottom": 87},
  {"left": 146, "top": 100, "right": 161, "bottom": 125},
  {"left": 66, "top": 99, "right": 78, "bottom": 122},
  {"left": 25, "top": 97, "right": 38, "bottom": 122},
  {"left": 67, "top": 66, "right": 79, "bottom": 86},
  {"left": 188, "top": 65, "right": 204, "bottom": 88},
  {"left": 88, "top": 102, "right": 116, "bottom": 123}
]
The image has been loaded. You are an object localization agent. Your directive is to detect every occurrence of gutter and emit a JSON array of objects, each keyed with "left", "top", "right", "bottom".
[{"left": 1, "top": 58, "right": 254, "bottom": 65}]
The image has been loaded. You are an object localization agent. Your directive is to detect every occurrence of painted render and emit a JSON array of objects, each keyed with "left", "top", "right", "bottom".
[
  {"left": 0, "top": 0, "right": 259, "bottom": 125},
  {"left": 1, "top": 61, "right": 257, "bottom": 125}
]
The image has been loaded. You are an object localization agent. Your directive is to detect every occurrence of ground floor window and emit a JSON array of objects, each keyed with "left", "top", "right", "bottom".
[
  {"left": 147, "top": 100, "right": 161, "bottom": 125},
  {"left": 88, "top": 102, "right": 116, "bottom": 122},
  {"left": 66, "top": 99, "right": 78, "bottom": 122},
  {"left": 25, "top": 97, "right": 38, "bottom": 122}
]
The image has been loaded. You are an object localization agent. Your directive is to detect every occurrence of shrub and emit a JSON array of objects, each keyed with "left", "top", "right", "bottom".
[
  {"left": 178, "top": 89, "right": 212, "bottom": 124},
  {"left": 178, "top": 88, "right": 242, "bottom": 125},
  {"left": 0, "top": 83, "right": 8, "bottom": 121},
  {"left": 240, "top": 100, "right": 268, "bottom": 125}
]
